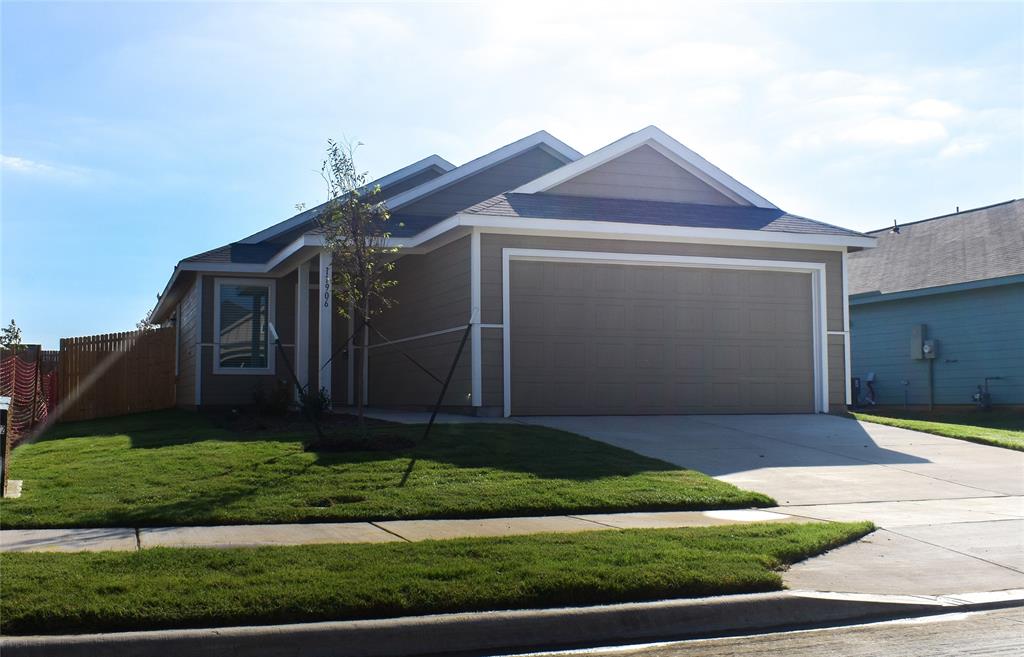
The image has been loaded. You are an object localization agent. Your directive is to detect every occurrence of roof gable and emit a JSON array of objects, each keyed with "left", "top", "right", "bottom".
[
  {"left": 514, "top": 125, "right": 776, "bottom": 209},
  {"left": 548, "top": 144, "right": 735, "bottom": 205}
]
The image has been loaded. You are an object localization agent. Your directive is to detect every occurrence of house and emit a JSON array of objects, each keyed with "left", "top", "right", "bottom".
[
  {"left": 150, "top": 126, "right": 874, "bottom": 416},
  {"left": 848, "top": 199, "right": 1024, "bottom": 407}
]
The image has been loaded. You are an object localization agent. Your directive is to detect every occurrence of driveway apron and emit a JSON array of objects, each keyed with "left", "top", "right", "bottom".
[{"left": 523, "top": 414, "right": 1024, "bottom": 595}]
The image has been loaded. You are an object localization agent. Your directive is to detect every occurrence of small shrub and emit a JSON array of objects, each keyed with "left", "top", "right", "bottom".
[
  {"left": 299, "top": 386, "right": 331, "bottom": 420},
  {"left": 251, "top": 380, "right": 291, "bottom": 416}
]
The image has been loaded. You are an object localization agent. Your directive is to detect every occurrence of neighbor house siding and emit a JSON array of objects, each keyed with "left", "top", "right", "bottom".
[
  {"left": 480, "top": 234, "right": 847, "bottom": 412},
  {"left": 198, "top": 271, "right": 298, "bottom": 407},
  {"left": 548, "top": 145, "right": 735, "bottom": 206},
  {"left": 175, "top": 276, "right": 200, "bottom": 408},
  {"left": 851, "top": 283, "right": 1024, "bottom": 406},
  {"left": 363, "top": 236, "right": 472, "bottom": 407}
]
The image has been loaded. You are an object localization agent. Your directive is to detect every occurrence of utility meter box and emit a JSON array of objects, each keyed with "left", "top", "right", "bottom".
[
  {"left": 911, "top": 324, "right": 926, "bottom": 360},
  {"left": 922, "top": 339, "right": 939, "bottom": 359}
]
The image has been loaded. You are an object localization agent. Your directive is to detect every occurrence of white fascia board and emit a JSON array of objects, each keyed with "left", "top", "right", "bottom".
[
  {"left": 445, "top": 213, "right": 877, "bottom": 250},
  {"left": 383, "top": 131, "right": 582, "bottom": 213},
  {"left": 156, "top": 210, "right": 872, "bottom": 321},
  {"left": 513, "top": 125, "right": 777, "bottom": 210},
  {"left": 153, "top": 234, "right": 324, "bottom": 321},
  {"left": 238, "top": 154, "right": 455, "bottom": 245}
]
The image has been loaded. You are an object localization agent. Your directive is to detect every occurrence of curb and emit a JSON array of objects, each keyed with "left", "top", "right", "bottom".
[{"left": 4, "top": 589, "right": 1024, "bottom": 657}]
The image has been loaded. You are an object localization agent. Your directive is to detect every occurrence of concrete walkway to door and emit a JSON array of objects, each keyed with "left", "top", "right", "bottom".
[{"left": 519, "top": 414, "right": 1024, "bottom": 596}]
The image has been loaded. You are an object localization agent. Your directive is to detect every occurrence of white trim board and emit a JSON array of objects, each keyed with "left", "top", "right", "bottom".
[
  {"left": 842, "top": 249, "right": 852, "bottom": 406},
  {"left": 211, "top": 277, "right": 277, "bottom": 376},
  {"left": 318, "top": 250, "right": 334, "bottom": 400},
  {"left": 513, "top": 125, "right": 777, "bottom": 209},
  {"left": 501, "top": 248, "right": 829, "bottom": 417},
  {"left": 153, "top": 212, "right": 872, "bottom": 322},
  {"left": 470, "top": 228, "right": 483, "bottom": 407}
]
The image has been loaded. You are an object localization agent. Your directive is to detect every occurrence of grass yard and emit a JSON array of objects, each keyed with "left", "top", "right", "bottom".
[
  {"left": 0, "top": 521, "right": 873, "bottom": 635},
  {"left": 0, "top": 411, "right": 772, "bottom": 529},
  {"left": 852, "top": 410, "right": 1024, "bottom": 451}
]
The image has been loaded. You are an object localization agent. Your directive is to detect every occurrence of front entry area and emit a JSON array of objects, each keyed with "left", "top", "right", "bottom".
[{"left": 507, "top": 254, "right": 819, "bottom": 415}]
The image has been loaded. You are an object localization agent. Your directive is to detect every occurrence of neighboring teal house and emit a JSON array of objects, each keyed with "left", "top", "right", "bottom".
[{"left": 848, "top": 199, "right": 1023, "bottom": 408}]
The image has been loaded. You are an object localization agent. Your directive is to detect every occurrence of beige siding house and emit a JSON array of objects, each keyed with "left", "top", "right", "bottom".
[{"left": 152, "top": 126, "right": 874, "bottom": 416}]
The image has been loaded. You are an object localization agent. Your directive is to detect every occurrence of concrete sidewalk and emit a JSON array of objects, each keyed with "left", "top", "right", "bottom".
[{"left": 0, "top": 508, "right": 804, "bottom": 552}]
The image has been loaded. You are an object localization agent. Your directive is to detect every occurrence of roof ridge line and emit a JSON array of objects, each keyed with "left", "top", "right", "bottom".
[{"left": 865, "top": 198, "right": 1022, "bottom": 234}]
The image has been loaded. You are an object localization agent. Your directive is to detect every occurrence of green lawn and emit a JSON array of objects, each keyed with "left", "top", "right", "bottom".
[
  {"left": 0, "top": 411, "right": 772, "bottom": 529},
  {"left": 0, "top": 522, "right": 873, "bottom": 635},
  {"left": 852, "top": 410, "right": 1024, "bottom": 451}
]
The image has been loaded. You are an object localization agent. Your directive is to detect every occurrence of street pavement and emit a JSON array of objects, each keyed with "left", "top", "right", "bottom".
[{"left": 509, "top": 606, "right": 1024, "bottom": 657}]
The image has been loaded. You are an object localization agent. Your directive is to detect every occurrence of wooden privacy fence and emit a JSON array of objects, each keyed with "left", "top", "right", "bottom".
[{"left": 59, "top": 328, "right": 176, "bottom": 422}]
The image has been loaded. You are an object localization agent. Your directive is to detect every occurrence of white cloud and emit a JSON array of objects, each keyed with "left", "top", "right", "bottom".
[
  {"left": 838, "top": 116, "right": 948, "bottom": 145},
  {"left": 907, "top": 99, "right": 964, "bottom": 120},
  {"left": 1, "top": 154, "right": 97, "bottom": 183},
  {"left": 939, "top": 136, "right": 991, "bottom": 158}
]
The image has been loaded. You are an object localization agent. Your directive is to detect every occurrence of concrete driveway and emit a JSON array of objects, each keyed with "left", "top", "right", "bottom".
[{"left": 522, "top": 414, "right": 1024, "bottom": 596}]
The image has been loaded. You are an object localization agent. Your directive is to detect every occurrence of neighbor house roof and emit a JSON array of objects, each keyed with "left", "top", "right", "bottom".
[
  {"left": 848, "top": 199, "right": 1024, "bottom": 297},
  {"left": 462, "top": 193, "right": 866, "bottom": 238}
]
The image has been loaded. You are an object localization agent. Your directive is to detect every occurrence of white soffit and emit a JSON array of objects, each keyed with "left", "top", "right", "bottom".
[{"left": 512, "top": 125, "right": 778, "bottom": 210}]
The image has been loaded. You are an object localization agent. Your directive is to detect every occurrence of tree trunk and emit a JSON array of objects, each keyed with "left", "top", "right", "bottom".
[{"left": 357, "top": 298, "right": 370, "bottom": 428}]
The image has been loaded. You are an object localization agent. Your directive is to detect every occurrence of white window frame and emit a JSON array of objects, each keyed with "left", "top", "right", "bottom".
[
  {"left": 501, "top": 248, "right": 829, "bottom": 417},
  {"left": 212, "top": 277, "right": 276, "bottom": 375}
]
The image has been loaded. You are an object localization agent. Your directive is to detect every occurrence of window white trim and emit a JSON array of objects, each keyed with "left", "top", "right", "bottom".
[
  {"left": 501, "top": 248, "right": 829, "bottom": 417},
  {"left": 212, "top": 277, "right": 276, "bottom": 375},
  {"left": 512, "top": 125, "right": 777, "bottom": 209}
]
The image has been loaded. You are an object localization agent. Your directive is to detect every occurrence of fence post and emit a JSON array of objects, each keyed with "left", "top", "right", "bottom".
[{"left": 1, "top": 396, "right": 11, "bottom": 497}]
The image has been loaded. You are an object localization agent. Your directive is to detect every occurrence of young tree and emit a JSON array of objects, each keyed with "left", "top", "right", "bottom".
[
  {"left": 0, "top": 319, "right": 24, "bottom": 353},
  {"left": 136, "top": 307, "right": 158, "bottom": 332},
  {"left": 317, "top": 140, "right": 400, "bottom": 426}
]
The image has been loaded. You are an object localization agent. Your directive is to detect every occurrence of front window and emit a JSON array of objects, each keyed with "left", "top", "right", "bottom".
[{"left": 215, "top": 280, "right": 273, "bottom": 371}]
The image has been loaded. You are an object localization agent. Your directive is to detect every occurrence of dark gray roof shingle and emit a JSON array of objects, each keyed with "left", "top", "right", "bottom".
[
  {"left": 462, "top": 193, "right": 867, "bottom": 238},
  {"left": 848, "top": 199, "right": 1024, "bottom": 296},
  {"left": 183, "top": 242, "right": 282, "bottom": 265}
]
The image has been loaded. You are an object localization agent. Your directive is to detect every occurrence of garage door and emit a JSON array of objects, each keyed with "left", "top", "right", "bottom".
[{"left": 509, "top": 260, "right": 816, "bottom": 415}]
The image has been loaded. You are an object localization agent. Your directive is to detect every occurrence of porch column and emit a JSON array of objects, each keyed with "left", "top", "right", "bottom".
[
  {"left": 295, "top": 259, "right": 310, "bottom": 395},
  {"left": 318, "top": 249, "right": 333, "bottom": 402}
]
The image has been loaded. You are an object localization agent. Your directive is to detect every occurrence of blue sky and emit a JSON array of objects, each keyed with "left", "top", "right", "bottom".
[{"left": 2, "top": 1, "right": 1021, "bottom": 348}]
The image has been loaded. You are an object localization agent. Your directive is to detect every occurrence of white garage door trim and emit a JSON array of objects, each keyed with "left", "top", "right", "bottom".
[{"left": 501, "top": 248, "right": 829, "bottom": 417}]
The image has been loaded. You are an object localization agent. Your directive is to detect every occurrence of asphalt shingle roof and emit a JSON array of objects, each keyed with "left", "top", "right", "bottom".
[
  {"left": 848, "top": 199, "right": 1024, "bottom": 296},
  {"left": 183, "top": 192, "right": 867, "bottom": 267},
  {"left": 463, "top": 193, "right": 867, "bottom": 238},
  {"left": 183, "top": 242, "right": 282, "bottom": 265}
]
